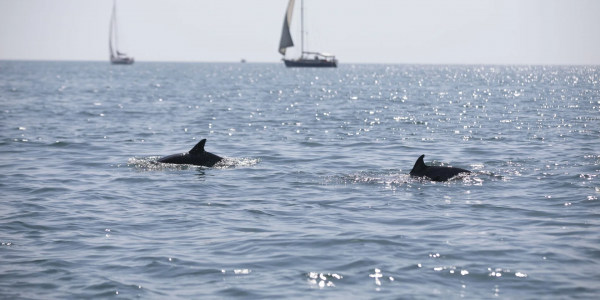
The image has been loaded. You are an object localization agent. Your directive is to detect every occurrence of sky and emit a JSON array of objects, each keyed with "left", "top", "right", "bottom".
[{"left": 1, "top": 0, "right": 599, "bottom": 65}]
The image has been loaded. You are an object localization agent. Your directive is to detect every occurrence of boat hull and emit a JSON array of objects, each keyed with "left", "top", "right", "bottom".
[
  {"left": 284, "top": 59, "right": 337, "bottom": 68},
  {"left": 111, "top": 57, "right": 134, "bottom": 65}
]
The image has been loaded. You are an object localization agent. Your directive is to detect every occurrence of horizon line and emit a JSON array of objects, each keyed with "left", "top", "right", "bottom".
[{"left": 0, "top": 58, "right": 598, "bottom": 67}]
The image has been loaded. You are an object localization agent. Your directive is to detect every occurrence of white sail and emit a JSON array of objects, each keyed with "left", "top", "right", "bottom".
[
  {"left": 278, "top": 0, "right": 295, "bottom": 55},
  {"left": 109, "top": 1, "right": 116, "bottom": 58}
]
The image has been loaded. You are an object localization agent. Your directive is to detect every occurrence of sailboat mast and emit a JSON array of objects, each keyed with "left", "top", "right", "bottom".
[{"left": 301, "top": 0, "right": 304, "bottom": 55}]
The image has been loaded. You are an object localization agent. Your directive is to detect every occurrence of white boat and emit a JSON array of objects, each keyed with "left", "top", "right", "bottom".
[
  {"left": 279, "top": 0, "right": 337, "bottom": 68},
  {"left": 109, "top": 0, "right": 134, "bottom": 65}
]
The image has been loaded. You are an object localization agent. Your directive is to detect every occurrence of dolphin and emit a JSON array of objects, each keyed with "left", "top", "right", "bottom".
[
  {"left": 409, "top": 154, "right": 471, "bottom": 182},
  {"left": 157, "top": 139, "right": 223, "bottom": 167}
]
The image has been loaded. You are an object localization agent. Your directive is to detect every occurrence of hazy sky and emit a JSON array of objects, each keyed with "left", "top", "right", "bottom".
[{"left": 1, "top": 0, "right": 599, "bottom": 65}]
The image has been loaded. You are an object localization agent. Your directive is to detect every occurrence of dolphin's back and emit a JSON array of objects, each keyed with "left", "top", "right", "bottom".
[
  {"left": 409, "top": 154, "right": 471, "bottom": 181},
  {"left": 196, "top": 151, "right": 222, "bottom": 167},
  {"left": 157, "top": 139, "right": 223, "bottom": 167},
  {"left": 157, "top": 153, "right": 188, "bottom": 164},
  {"left": 157, "top": 151, "right": 222, "bottom": 167},
  {"left": 421, "top": 166, "right": 470, "bottom": 182}
]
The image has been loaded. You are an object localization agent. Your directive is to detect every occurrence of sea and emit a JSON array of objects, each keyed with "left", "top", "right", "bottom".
[{"left": 1, "top": 61, "right": 599, "bottom": 299}]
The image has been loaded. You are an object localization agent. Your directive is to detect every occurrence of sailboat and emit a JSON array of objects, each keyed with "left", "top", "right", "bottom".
[
  {"left": 279, "top": 0, "right": 337, "bottom": 68},
  {"left": 109, "top": 0, "right": 134, "bottom": 65}
]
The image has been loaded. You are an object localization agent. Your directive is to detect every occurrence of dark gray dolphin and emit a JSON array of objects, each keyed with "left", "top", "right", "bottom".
[
  {"left": 409, "top": 154, "right": 471, "bottom": 182},
  {"left": 157, "top": 139, "right": 223, "bottom": 167}
]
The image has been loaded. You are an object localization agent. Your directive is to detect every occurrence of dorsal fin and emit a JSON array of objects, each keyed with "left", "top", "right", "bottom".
[
  {"left": 410, "top": 154, "right": 427, "bottom": 173},
  {"left": 189, "top": 139, "right": 206, "bottom": 155}
]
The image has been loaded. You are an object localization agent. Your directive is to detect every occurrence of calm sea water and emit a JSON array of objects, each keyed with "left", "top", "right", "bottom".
[{"left": 1, "top": 61, "right": 599, "bottom": 299}]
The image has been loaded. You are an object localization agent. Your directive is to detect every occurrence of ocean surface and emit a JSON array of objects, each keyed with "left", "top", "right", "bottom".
[{"left": 1, "top": 61, "right": 599, "bottom": 299}]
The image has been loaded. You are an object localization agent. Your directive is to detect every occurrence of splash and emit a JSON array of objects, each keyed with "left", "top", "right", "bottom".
[
  {"left": 126, "top": 156, "right": 260, "bottom": 172},
  {"left": 321, "top": 171, "right": 410, "bottom": 187},
  {"left": 323, "top": 171, "right": 484, "bottom": 187}
]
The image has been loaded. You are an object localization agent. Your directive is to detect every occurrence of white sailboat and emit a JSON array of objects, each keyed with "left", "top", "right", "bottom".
[
  {"left": 109, "top": 0, "right": 134, "bottom": 65},
  {"left": 279, "top": 0, "right": 337, "bottom": 68}
]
